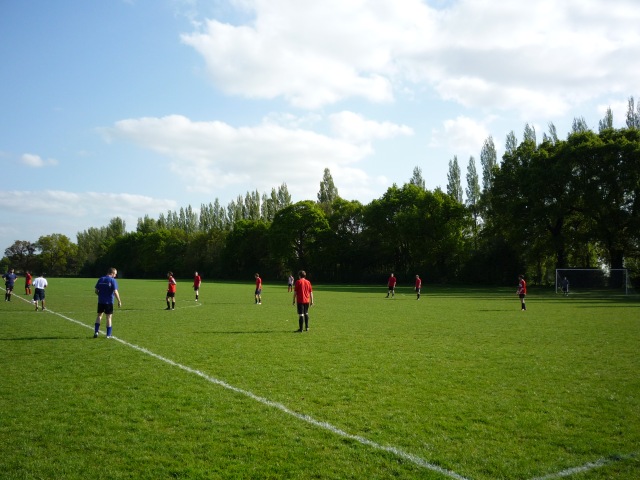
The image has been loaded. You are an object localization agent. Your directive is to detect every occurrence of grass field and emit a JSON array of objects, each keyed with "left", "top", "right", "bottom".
[{"left": 1, "top": 278, "right": 639, "bottom": 479}]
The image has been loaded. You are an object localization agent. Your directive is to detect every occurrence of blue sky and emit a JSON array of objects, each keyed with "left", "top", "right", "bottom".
[{"left": 2, "top": 0, "right": 639, "bottom": 253}]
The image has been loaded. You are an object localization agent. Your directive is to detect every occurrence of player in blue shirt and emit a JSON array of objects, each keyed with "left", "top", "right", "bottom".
[
  {"left": 94, "top": 267, "right": 122, "bottom": 338},
  {"left": 3, "top": 268, "right": 18, "bottom": 302}
]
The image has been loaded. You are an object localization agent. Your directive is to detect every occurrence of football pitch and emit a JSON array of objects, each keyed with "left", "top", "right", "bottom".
[{"left": 1, "top": 278, "right": 638, "bottom": 479}]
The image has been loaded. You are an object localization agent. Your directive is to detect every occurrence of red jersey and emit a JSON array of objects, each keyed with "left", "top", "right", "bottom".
[
  {"left": 517, "top": 278, "right": 527, "bottom": 295},
  {"left": 388, "top": 276, "right": 397, "bottom": 288},
  {"left": 167, "top": 276, "right": 177, "bottom": 293},
  {"left": 255, "top": 276, "right": 262, "bottom": 289},
  {"left": 25, "top": 272, "right": 32, "bottom": 285},
  {"left": 294, "top": 278, "right": 313, "bottom": 304},
  {"left": 193, "top": 274, "right": 201, "bottom": 287},
  {"left": 415, "top": 277, "right": 422, "bottom": 289}
]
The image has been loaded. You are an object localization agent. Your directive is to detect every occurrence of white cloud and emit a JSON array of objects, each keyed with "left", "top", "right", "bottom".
[
  {"left": 430, "top": 116, "right": 491, "bottom": 157},
  {"left": 181, "top": 0, "right": 640, "bottom": 117},
  {"left": 0, "top": 190, "right": 176, "bottom": 226},
  {"left": 329, "top": 111, "right": 414, "bottom": 143},
  {"left": 21, "top": 154, "right": 58, "bottom": 168},
  {"left": 105, "top": 114, "right": 407, "bottom": 202}
]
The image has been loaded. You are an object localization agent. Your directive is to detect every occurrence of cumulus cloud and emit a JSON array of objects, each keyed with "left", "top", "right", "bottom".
[
  {"left": 0, "top": 190, "right": 177, "bottom": 246},
  {"left": 181, "top": 0, "right": 640, "bottom": 117},
  {"left": 104, "top": 113, "right": 410, "bottom": 201},
  {"left": 430, "top": 116, "right": 491, "bottom": 157},
  {"left": 329, "top": 111, "right": 414, "bottom": 143},
  {"left": 0, "top": 190, "right": 176, "bottom": 225},
  {"left": 21, "top": 154, "right": 58, "bottom": 168}
]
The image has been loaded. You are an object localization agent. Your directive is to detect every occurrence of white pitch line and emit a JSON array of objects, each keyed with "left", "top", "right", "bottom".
[{"left": 529, "top": 453, "right": 638, "bottom": 480}]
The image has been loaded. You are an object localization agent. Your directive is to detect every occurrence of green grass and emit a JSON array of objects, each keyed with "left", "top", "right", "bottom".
[{"left": 1, "top": 279, "right": 639, "bottom": 479}]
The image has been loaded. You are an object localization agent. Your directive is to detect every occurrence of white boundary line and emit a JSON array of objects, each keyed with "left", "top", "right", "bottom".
[
  {"left": 3, "top": 288, "right": 636, "bottom": 479},
  {"left": 530, "top": 453, "right": 637, "bottom": 479}
]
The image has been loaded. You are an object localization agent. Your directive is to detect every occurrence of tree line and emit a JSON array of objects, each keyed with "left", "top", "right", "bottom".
[{"left": 4, "top": 99, "right": 640, "bottom": 286}]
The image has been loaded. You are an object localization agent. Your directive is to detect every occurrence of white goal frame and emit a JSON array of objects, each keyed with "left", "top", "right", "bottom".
[{"left": 555, "top": 268, "right": 629, "bottom": 295}]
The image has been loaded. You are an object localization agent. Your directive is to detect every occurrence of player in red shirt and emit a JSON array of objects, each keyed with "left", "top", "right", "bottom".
[
  {"left": 293, "top": 270, "right": 314, "bottom": 332},
  {"left": 517, "top": 274, "right": 527, "bottom": 311},
  {"left": 166, "top": 271, "right": 177, "bottom": 310},
  {"left": 415, "top": 274, "right": 422, "bottom": 300},
  {"left": 254, "top": 273, "right": 262, "bottom": 305},
  {"left": 193, "top": 271, "right": 202, "bottom": 302},
  {"left": 386, "top": 273, "right": 397, "bottom": 298},
  {"left": 25, "top": 271, "right": 33, "bottom": 295}
]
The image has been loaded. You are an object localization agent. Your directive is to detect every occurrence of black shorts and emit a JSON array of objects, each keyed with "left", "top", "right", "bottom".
[
  {"left": 97, "top": 303, "right": 114, "bottom": 315},
  {"left": 296, "top": 303, "right": 310, "bottom": 315},
  {"left": 33, "top": 289, "right": 45, "bottom": 301},
  {"left": 167, "top": 292, "right": 176, "bottom": 298}
]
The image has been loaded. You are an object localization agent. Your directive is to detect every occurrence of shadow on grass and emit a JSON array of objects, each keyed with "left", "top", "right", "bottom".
[{"left": 0, "top": 336, "right": 87, "bottom": 341}]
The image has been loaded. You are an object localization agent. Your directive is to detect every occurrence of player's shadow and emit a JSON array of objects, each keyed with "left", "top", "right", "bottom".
[{"left": 0, "top": 336, "right": 86, "bottom": 341}]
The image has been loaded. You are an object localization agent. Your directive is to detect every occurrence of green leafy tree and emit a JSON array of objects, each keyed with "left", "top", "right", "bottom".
[
  {"left": 409, "top": 166, "right": 426, "bottom": 190},
  {"left": 35, "top": 234, "right": 78, "bottom": 275},
  {"left": 447, "top": 156, "right": 463, "bottom": 203},
  {"left": 317, "top": 168, "right": 339, "bottom": 215},
  {"left": 324, "top": 198, "right": 366, "bottom": 281},
  {"left": 569, "top": 128, "right": 640, "bottom": 271},
  {"left": 599, "top": 107, "right": 614, "bottom": 132},
  {"left": 4, "top": 240, "right": 37, "bottom": 272},
  {"left": 269, "top": 201, "right": 330, "bottom": 276},
  {"left": 222, "top": 220, "right": 269, "bottom": 278},
  {"left": 480, "top": 136, "right": 497, "bottom": 193},
  {"left": 626, "top": 96, "right": 640, "bottom": 129},
  {"left": 466, "top": 156, "right": 481, "bottom": 242}
]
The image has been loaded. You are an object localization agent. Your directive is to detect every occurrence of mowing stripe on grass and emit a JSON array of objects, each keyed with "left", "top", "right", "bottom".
[{"left": 5, "top": 290, "right": 636, "bottom": 480}]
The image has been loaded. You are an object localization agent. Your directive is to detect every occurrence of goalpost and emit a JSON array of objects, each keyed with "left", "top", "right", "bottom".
[{"left": 555, "top": 268, "right": 630, "bottom": 295}]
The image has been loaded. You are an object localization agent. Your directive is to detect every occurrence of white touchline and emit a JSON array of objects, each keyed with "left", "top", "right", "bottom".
[
  {"left": 5, "top": 289, "right": 636, "bottom": 479},
  {"left": 529, "top": 453, "right": 638, "bottom": 480}
]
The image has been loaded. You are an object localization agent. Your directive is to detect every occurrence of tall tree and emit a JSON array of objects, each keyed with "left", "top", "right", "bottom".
[
  {"left": 626, "top": 96, "right": 640, "bottom": 129},
  {"left": 277, "top": 183, "right": 292, "bottom": 209},
  {"left": 572, "top": 116, "right": 589, "bottom": 133},
  {"left": 317, "top": 168, "right": 339, "bottom": 215},
  {"left": 505, "top": 131, "right": 518, "bottom": 155},
  {"left": 409, "top": 166, "right": 426, "bottom": 190},
  {"left": 523, "top": 123, "right": 537, "bottom": 144},
  {"left": 137, "top": 215, "right": 159, "bottom": 234},
  {"left": 543, "top": 122, "right": 559, "bottom": 144},
  {"left": 599, "top": 107, "right": 614, "bottom": 132},
  {"left": 447, "top": 155, "right": 463, "bottom": 203},
  {"left": 466, "top": 156, "right": 481, "bottom": 239},
  {"left": 480, "top": 136, "right": 497, "bottom": 193}
]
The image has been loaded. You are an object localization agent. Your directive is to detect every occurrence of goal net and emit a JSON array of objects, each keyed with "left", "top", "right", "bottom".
[{"left": 555, "top": 268, "right": 630, "bottom": 295}]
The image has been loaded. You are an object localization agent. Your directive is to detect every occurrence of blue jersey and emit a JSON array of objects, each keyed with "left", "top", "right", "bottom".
[
  {"left": 95, "top": 275, "right": 118, "bottom": 304},
  {"left": 3, "top": 272, "right": 17, "bottom": 286}
]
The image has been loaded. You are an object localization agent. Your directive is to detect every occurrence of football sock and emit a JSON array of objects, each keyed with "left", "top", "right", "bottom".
[
  {"left": 94, "top": 323, "right": 100, "bottom": 334},
  {"left": 107, "top": 326, "right": 112, "bottom": 336},
  {"left": 167, "top": 300, "right": 170, "bottom": 308},
  {"left": 298, "top": 317, "right": 304, "bottom": 331},
  {"left": 304, "top": 313, "right": 309, "bottom": 329}
]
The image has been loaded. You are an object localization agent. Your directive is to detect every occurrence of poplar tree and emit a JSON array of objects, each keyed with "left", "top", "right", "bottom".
[{"left": 447, "top": 155, "right": 463, "bottom": 203}]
